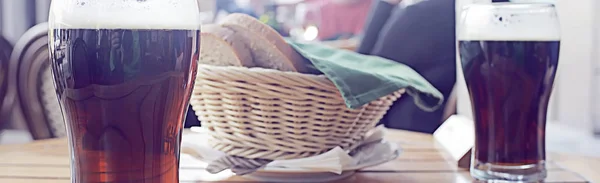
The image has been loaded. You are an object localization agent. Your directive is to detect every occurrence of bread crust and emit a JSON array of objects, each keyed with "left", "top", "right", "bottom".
[
  {"left": 200, "top": 24, "right": 254, "bottom": 67},
  {"left": 221, "top": 24, "right": 299, "bottom": 72},
  {"left": 220, "top": 13, "right": 307, "bottom": 73}
]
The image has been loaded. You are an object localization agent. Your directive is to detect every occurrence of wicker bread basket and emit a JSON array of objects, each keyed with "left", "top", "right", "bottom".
[{"left": 190, "top": 65, "right": 405, "bottom": 160}]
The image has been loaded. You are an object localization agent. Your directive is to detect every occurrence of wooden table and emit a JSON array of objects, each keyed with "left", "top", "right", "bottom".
[{"left": 0, "top": 129, "right": 596, "bottom": 183}]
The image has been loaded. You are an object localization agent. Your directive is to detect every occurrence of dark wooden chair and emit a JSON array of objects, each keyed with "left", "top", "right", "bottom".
[
  {"left": 10, "top": 23, "right": 65, "bottom": 140},
  {"left": 0, "top": 35, "right": 13, "bottom": 129}
]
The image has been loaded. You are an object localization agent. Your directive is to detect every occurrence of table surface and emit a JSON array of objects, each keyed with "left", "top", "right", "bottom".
[{"left": 0, "top": 129, "right": 597, "bottom": 183}]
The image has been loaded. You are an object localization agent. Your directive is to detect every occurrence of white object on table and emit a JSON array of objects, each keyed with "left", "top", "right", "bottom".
[
  {"left": 0, "top": 130, "right": 33, "bottom": 145},
  {"left": 433, "top": 115, "right": 474, "bottom": 168}
]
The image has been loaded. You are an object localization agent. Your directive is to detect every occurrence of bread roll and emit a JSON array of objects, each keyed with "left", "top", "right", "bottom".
[
  {"left": 220, "top": 13, "right": 307, "bottom": 73},
  {"left": 200, "top": 24, "right": 254, "bottom": 67}
]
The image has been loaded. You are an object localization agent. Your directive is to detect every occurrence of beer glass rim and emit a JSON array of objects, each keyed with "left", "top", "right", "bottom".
[{"left": 464, "top": 3, "right": 556, "bottom": 10}]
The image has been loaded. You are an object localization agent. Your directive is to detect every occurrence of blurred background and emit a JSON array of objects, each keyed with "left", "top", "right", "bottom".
[
  {"left": 0, "top": 0, "right": 372, "bottom": 133},
  {"left": 1, "top": 0, "right": 599, "bottom": 156},
  {"left": 1, "top": 0, "right": 369, "bottom": 44}
]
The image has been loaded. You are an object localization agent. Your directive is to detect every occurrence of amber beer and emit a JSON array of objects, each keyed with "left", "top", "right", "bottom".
[
  {"left": 458, "top": 3, "right": 560, "bottom": 182},
  {"left": 48, "top": 0, "right": 200, "bottom": 182}
]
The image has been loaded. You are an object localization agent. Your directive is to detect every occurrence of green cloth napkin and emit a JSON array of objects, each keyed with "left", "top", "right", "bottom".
[{"left": 287, "top": 40, "right": 444, "bottom": 111}]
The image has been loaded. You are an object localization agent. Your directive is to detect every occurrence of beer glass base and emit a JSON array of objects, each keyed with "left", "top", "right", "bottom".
[{"left": 471, "top": 160, "right": 547, "bottom": 182}]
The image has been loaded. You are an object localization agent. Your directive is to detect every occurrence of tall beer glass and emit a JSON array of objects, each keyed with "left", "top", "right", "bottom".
[
  {"left": 458, "top": 3, "right": 560, "bottom": 181},
  {"left": 48, "top": 0, "right": 200, "bottom": 182}
]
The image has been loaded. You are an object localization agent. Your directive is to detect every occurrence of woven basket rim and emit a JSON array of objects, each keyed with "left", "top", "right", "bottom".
[{"left": 197, "top": 64, "right": 329, "bottom": 80}]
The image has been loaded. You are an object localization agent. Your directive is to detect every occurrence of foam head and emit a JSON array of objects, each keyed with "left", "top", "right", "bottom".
[
  {"left": 458, "top": 3, "right": 560, "bottom": 41},
  {"left": 49, "top": 0, "right": 200, "bottom": 30}
]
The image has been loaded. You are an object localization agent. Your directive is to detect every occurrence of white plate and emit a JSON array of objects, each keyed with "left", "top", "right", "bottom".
[
  {"left": 243, "top": 170, "right": 357, "bottom": 183},
  {"left": 180, "top": 155, "right": 357, "bottom": 183}
]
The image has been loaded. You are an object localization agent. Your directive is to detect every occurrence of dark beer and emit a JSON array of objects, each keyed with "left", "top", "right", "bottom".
[
  {"left": 459, "top": 3, "right": 560, "bottom": 181},
  {"left": 459, "top": 40, "right": 560, "bottom": 165},
  {"left": 49, "top": 29, "right": 199, "bottom": 182}
]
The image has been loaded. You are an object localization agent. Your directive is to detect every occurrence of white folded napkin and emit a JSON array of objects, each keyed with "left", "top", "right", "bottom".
[
  {"left": 181, "top": 125, "right": 388, "bottom": 174},
  {"left": 264, "top": 147, "right": 353, "bottom": 174}
]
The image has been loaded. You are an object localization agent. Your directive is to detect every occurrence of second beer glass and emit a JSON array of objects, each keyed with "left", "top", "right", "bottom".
[{"left": 458, "top": 3, "right": 560, "bottom": 182}]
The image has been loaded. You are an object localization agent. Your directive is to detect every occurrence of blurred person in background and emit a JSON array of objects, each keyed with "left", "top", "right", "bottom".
[
  {"left": 357, "top": 0, "right": 456, "bottom": 133},
  {"left": 304, "top": 0, "right": 374, "bottom": 41}
]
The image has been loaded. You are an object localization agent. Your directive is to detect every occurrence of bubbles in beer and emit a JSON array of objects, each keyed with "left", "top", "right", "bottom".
[
  {"left": 49, "top": 0, "right": 200, "bottom": 30},
  {"left": 458, "top": 3, "right": 560, "bottom": 41}
]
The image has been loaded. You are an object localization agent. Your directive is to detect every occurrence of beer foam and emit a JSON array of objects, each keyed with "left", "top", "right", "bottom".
[
  {"left": 49, "top": 0, "right": 200, "bottom": 30},
  {"left": 458, "top": 3, "right": 560, "bottom": 41}
]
